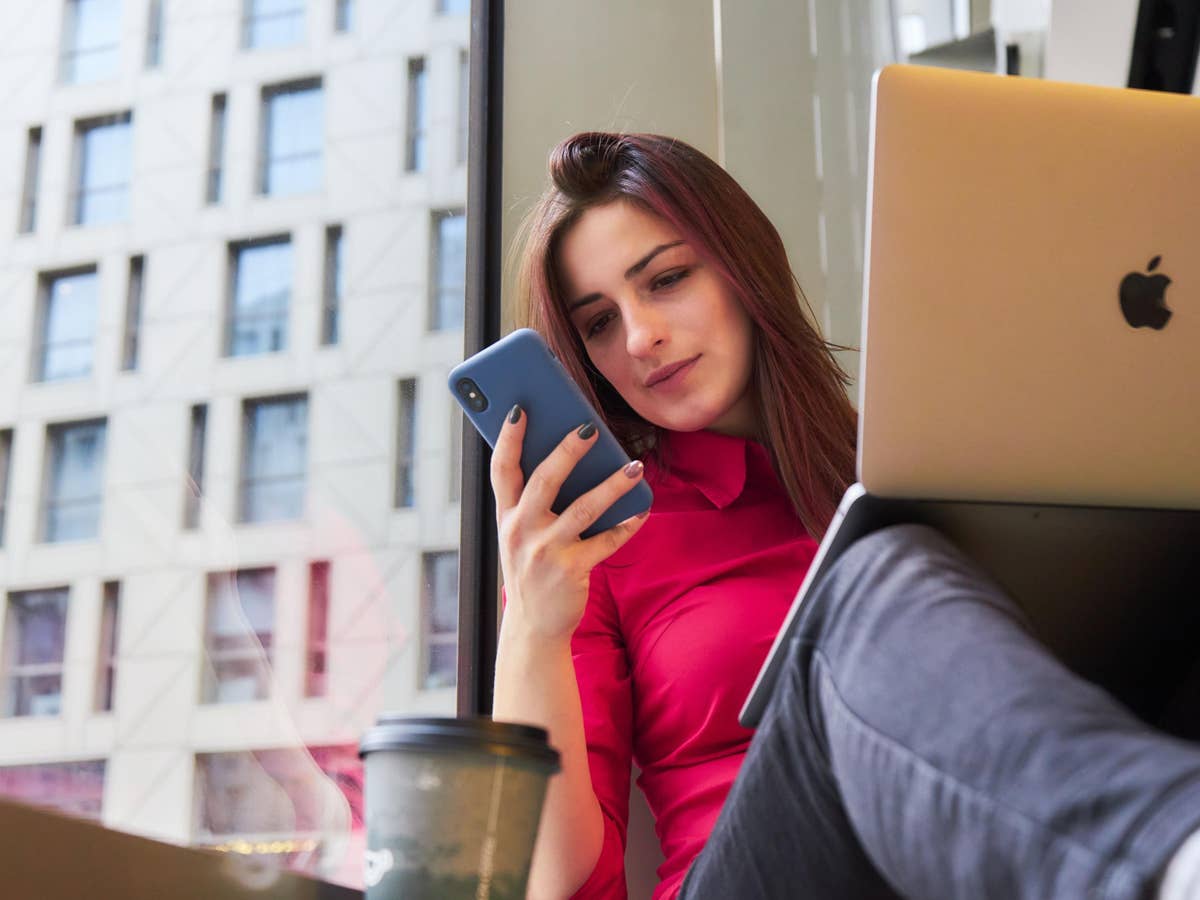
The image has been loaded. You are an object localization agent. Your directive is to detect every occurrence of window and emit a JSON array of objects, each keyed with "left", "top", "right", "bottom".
[
  {"left": 193, "top": 745, "right": 361, "bottom": 850},
  {"left": 242, "top": 0, "right": 304, "bottom": 49},
  {"left": 321, "top": 225, "right": 342, "bottom": 346},
  {"left": 0, "top": 760, "right": 105, "bottom": 821},
  {"left": 226, "top": 237, "right": 292, "bottom": 357},
  {"left": 334, "top": 0, "right": 351, "bottom": 32},
  {"left": 202, "top": 568, "right": 275, "bottom": 703},
  {"left": 421, "top": 552, "right": 458, "bottom": 689},
  {"left": 121, "top": 255, "right": 144, "bottom": 371},
  {"left": 449, "top": 404, "right": 462, "bottom": 503},
  {"left": 430, "top": 211, "right": 466, "bottom": 330},
  {"left": 183, "top": 404, "right": 207, "bottom": 530},
  {"left": 145, "top": 0, "right": 164, "bottom": 67},
  {"left": 0, "top": 430, "right": 12, "bottom": 546},
  {"left": 240, "top": 395, "right": 307, "bottom": 524},
  {"left": 437, "top": 0, "right": 469, "bottom": 14},
  {"left": 72, "top": 113, "right": 133, "bottom": 226},
  {"left": 95, "top": 581, "right": 120, "bottom": 712},
  {"left": 394, "top": 379, "right": 417, "bottom": 508},
  {"left": 61, "top": 0, "right": 121, "bottom": 84},
  {"left": 457, "top": 50, "right": 469, "bottom": 166},
  {"left": 305, "top": 562, "right": 329, "bottom": 697},
  {"left": 43, "top": 419, "right": 107, "bottom": 542},
  {"left": 19, "top": 126, "right": 42, "bottom": 234},
  {"left": 260, "top": 79, "right": 323, "bottom": 196},
  {"left": 2, "top": 588, "right": 69, "bottom": 717},
  {"left": 206, "top": 93, "right": 226, "bottom": 205},
  {"left": 404, "top": 58, "right": 427, "bottom": 173},
  {"left": 36, "top": 268, "right": 98, "bottom": 382}
]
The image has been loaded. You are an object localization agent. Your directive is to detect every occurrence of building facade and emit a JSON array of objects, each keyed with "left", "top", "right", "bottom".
[{"left": 0, "top": 0, "right": 468, "bottom": 886}]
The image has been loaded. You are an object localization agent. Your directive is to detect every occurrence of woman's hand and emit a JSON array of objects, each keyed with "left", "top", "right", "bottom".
[{"left": 491, "top": 404, "right": 649, "bottom": 641}]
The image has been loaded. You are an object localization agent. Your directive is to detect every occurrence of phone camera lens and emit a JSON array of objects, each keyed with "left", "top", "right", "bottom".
[{"left": 456, "top": 378, "right": 489, "bottom": 413}]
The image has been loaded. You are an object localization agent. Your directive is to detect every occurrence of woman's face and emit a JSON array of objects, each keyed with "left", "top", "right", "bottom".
[{"left": 558, "top": 200, "right": 757, "bottom": 437}]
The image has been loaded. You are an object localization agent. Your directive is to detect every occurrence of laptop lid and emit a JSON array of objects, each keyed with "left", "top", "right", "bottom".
[{"left": 858, "top": 65, "right": 1200, "bottom": 509}]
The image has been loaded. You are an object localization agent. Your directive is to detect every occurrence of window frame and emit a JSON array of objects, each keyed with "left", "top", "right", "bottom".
[
  {"left": 404, "top": 57, "right": 427, "bottom": 173},
  {"left": 258, "top": 77, "right": 324, "bottom": 197},
  {"left": 224, "top": 234, "right": 293, "bottom": 358},
  {"left": 238, "top": 393, "right": 309, "bottom": 525},
  {"left": 241, "top": 0, "right": 305, "bottom": 50},
  {"left": 41, "top": 418, "right": 107, "bottom": 544},
  {"left": 200, "top": 567, "right": 277, "bottom": 704},
  {"left": 2, "top": 587, "right": 70, "bottom": 718},
  {"left": 70, "top": 112, "right": 133, "bottom": 227},
  {"left": 19, "top": 126, "right": 42, "bottom": 235}
]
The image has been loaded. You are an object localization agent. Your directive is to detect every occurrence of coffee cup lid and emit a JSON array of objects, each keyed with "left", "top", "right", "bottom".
[{"left": 359, "top": 716, "right": 561, "bottom": 771}]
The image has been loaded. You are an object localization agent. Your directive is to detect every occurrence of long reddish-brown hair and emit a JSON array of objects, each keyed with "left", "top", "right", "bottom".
[{"left": 515, "top": 132, "right": 856, "bottom": 538}]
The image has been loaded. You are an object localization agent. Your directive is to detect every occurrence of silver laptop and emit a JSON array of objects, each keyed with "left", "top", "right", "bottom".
[{"left": 741, "top": 64, "right": 1200, "bottom": 727}]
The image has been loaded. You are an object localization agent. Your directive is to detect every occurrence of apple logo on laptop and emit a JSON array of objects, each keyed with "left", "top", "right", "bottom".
[{"left": 1119, "top": 255, "right": 1172, "bottom": 330}]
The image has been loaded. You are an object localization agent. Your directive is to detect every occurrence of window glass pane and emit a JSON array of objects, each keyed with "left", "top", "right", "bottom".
[
  {"left": 45, "top": 421, "right": 106, "bottom": 542},
  {"left": 405, "top": 60, "right": 426, "bottom": 172},
  {"left": 4, "top": 589, "right": 69, "bottom": 717},
  {"left": 242, "top": 397, "right": 307, "bottom": 522},
  {"left": 64, "top": 0, "right": 121, "bottom": 83},
  {"left": 230, "top": 239, "right": 291, "bottom": 356},
  {"left": 76, "top": 115, "right": 132, "bottom": 225},
  {"left": 263, "top": 83, "right": 323, "bottom": 195},
  {"left": 41, "top": 270, "right": 98, "bottom": 381},
  {"left": 433, "top": 212, "right": 466, "bottom": 330},
  {"left": 421, "top": 552, "right": 458, "bottom": 689},
  {"left": 7, "top": 1, "right": 471, "bottom": 887},
  {"left": 244, "top": 0, "right": 305, "bottom": 48},
  {"left": 438, "top": 0, "right": 469, "bottom": 14},
  {"left": 0, "top": 760, "right": 105, "bottom": 820}
]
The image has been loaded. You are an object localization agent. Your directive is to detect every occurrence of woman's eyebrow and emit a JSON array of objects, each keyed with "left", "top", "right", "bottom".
[{"left": 568, "top": 240, "right": 686, "bottom": 313}]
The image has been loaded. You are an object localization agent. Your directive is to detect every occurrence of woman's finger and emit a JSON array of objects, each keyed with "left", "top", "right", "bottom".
[
  {"left": 550, "top": 458, "right": 647, "bottom": 542},
  {"left": 519, "top": 421, "right": 601, "bottom": 513},
  {"left": 576, "top": 506, "right": 651, "bottom": 570},
  {"left": 490, "top": 403, "right": 527, "bottom": 514}
]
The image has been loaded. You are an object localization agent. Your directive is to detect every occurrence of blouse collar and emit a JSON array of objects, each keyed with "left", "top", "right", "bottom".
[{"left": 651, "top": 428, "right": 756, "bottom": 509}]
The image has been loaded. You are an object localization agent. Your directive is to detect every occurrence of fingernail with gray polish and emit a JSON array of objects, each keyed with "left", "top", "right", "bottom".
[
  {"left": 577, "top": 422, "right": 597, "bottom": 439},
  {"left": 508, "top": 404, "right": 522, "bottom": 424}
]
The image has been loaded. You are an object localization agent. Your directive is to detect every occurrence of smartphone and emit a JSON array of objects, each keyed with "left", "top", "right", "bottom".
[{"left": 448, "top": 328, "right": 653, "bottom": 537}]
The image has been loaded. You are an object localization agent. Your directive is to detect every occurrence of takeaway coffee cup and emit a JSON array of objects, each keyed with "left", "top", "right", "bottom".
[{"left": 359, "top": 715, "right": 561, "bottom": 900}]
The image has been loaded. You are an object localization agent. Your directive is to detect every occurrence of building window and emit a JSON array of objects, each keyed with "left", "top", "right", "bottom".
[
  {"left": 421, "top": 552, "right": 458, "bottom": 689},
  {"left": 438, "top": 0, "right": 469, "bottom": 14},
  {"left": 202, "top": 568, "right": 275, "bottom": 703},
  {"left": 145, "top": 0, "right": 164, "bottom": 67},
  {"left": 121, "top": 255, "right": 144, "bottom": 371},
  {"left": 430, "top": 211, "right": 466, "bottom": 330},
  {"left": 457, "top": 50, "right": 469, "bottom": 166},
  {"left": 2, "top": 588, "right": 69, "bottom": 717},
  {"left": 0, "top": 430, "right": 12, "bottom": 546},
  {"left": 240, "top": 395, "right": 307, "bottom": 524},
  {"left": 334, "top": 0, "right": 351, "bottom": 31},
  {"left": 242, "top": 0, "right": 304, "bottom": 49},
  {"left": 305, "top": 561, "right": 329, "bottom": 697},
  {"left": 0, "top": 760, "right": 106, "bottom": 821},
  {"left": 43, "top": 419, "right": 107, "bottom": 543},
  {"left": 36, "top": 268, "right": 98, "bottom": 382},
  {"left": 226, "top": 237, "right": 292, "bottom": 357},
  {"left": 72, "top": 113, "right": 133, "bottom": 226},
  {"left": 183, "top": 403, "right": 207, "bottom": 530},
  {"left": 61, "top": 0, "right": 121, "bottom": 84},
  {"left": 394, "top": 379, "right": 417, "bottom": 508},
  {"left": 95, "top": 581, "right": 120, "bottom": 712},
  {"left": 449, "top": 404, "right": 462, "bottom": 503},
  {"left": 260, "top": 79, "right": 323, "bottom": 196},
  {"left": 206, "top": 93, "right": 226, "bottom": 205},
  {"left": 321, "top": 225, "right": 342, "bottom": 346},
  {"left": 19, "top": 126, "right": 42, "bottom": 234},
  {"left": 404, "top": 58, "right": 427, "bottom": 173},
  {"left": 194, "top": 745, "right": 362, "bottom": 850}
]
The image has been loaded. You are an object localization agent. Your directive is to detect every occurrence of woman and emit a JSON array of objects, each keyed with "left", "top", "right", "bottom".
[{"left": 489, "top": 132, "right": 1200, "bottom": 900}]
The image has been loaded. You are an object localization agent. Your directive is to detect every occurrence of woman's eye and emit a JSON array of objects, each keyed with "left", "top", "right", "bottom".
[
  {"left": 586, "top": 312, "right": 614, "bottom": 338},
  {"left": 652, "top": 268, "right": 690, "bottom": 290}
]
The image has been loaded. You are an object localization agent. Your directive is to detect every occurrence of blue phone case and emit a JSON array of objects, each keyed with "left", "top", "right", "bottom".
[{"left": 448, "top": 329, "right": 653, "bottom": 537}]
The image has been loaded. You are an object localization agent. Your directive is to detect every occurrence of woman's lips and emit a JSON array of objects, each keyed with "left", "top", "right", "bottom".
[{"left": 645, "top": 355, "right": 700, "bottom": 389}]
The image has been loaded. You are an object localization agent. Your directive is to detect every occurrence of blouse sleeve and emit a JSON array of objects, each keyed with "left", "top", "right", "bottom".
[{"left": 569, "top": 565, "right": 633, "bottom": 899}]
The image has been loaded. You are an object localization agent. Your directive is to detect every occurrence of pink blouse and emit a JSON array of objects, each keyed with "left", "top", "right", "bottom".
[{"left": 570, "top": 428, "right": 819, "bottom": 899}]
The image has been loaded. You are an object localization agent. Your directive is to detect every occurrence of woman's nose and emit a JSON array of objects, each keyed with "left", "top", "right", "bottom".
[{"left": 624, "top": 300, "right": 667, "bottom": 357}]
